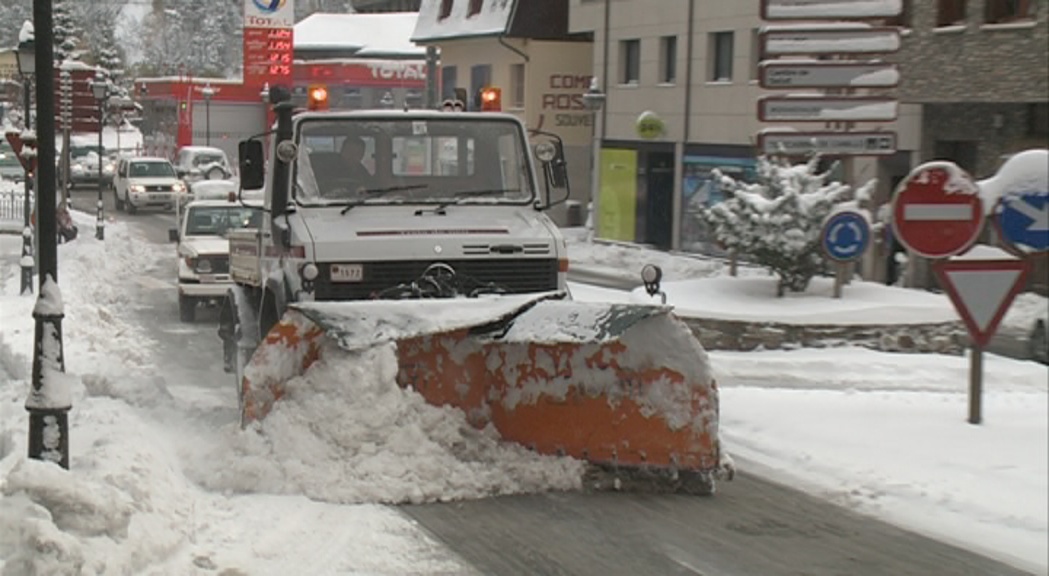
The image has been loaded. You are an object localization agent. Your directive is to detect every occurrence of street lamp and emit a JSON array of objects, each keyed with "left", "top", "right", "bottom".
[
  {"left": 28, "top": 0, "right": 72, "bottom": 470},
  {"left": 581, "top": 77, "right": 606, "bottom": 242},
  {"left": 201, "top": 83, "right": 215, "bottom": 146},
  {"left": 16, "top": 22, "right": 35, "bottom": 296},
  {"left": 91, "top": 72, "right": 109, "bottom": 241}
]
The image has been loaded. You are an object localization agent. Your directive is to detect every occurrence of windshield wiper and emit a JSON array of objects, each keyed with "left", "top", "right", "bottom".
[
  {"left": 339, "top": 184, "right": 430, "bottom": 215},
  {"left": 419, "top": 188, "right": 523, "bottom": 215}
]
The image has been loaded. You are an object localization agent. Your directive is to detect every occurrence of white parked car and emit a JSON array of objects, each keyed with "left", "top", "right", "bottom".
[
  {"left": 175, "top": 146, "right": 233, "bottom": 185},
  {"left": 169, "top": 195, "right": 263, "bottom": 322},
  {"left": 113, "top": 156, "right": 187, "bottom": 214}
]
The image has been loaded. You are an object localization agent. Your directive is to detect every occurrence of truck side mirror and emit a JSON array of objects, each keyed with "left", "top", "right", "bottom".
[
  {"left": 168, "top": 228, "right": 179, "bottom": 243},
  {"left": 533, "top": 136, "right": 570, "bottom": 209},
  {"left": 239, "top": 139, "right": 265, "bottom": 190}
]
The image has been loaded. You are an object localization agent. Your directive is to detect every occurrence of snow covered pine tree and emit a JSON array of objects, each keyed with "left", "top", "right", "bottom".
[{"left": 702, "top": 155, "right": 876, "bottom": 296}]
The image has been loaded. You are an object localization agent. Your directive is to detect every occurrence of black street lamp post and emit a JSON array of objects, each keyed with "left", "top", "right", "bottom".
[
  {"left": 91, "top": 73, "right": 108, "bottom": 241},
  {"left": 17, "top": 24, "right": 35, "bottom": 296},
  {"left": 27, "top": 0, "right": 71, "bottom": 470},
  {"left": 201, "top": 83, "right": 214, "bottom": 146}
]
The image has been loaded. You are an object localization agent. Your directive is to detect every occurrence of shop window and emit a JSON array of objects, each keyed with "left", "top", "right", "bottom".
[
  {"left": 985, "top": 0, "right": 1034, "bottom": 23},
  {"left": 439, "top": 0, "right": 453, "bottom": 20},
  {"left": 710, "top": 31, "right": 734, "bottom": 82},
  {"left": 660, "top": 36, "right": 677, "bottom": 84},
  {"left": 404, "top": 90, "right": 424, "bottom": 109},
  {"left": 620, "top": 39, "right": 640, "bottom": 85},
  {"left": 510, "top": 63, "right": 525, "bottom": 108},
  {"left": 467, "top": 0, "right": 482, "bottom": 17},
  {"left": 340, "top": 88, "right": 363, "bottom": 110},
  {"left": 937, "top": 0, "right": 967, "bottom": 26}
]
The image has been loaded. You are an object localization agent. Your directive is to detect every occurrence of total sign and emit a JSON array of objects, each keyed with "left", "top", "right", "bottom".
[{"left": 245, "top": 0, "right": 294, "bottom": 29}]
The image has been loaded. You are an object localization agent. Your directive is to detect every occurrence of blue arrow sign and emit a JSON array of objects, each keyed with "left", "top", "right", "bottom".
[
  {"left": 997, "top": 191, "right": 1049, "bottom": 253},
  {"left": 822, "top": 210, "right": 871, "bottom": 262}
]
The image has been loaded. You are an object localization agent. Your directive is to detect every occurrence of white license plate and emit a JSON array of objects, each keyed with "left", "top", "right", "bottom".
[{"left": 330, "top": 264, "right": 363, "bottom": 283}]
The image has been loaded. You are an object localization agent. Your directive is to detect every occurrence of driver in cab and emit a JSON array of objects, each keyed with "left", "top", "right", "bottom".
[{"left": 338, "top": 136, "right": 375, "bottom": 195}]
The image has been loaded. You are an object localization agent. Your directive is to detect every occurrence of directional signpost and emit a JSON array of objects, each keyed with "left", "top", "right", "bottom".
[
  {"left": 995, "top": 191, "right": 1049, "bottom": 254},
  {"left": 821, "top": 210, "right": 871, "bottom": 298},
  {"left": 891, "top": 162, "right": 984, "bottom": 259},
  {"left": 933, "top": 257, "right": 1032, "bottom": 424},
  {"left": 760, "top": 61, "right": 900, "bottom": 89},
  {"left": 759, "top": 130, "right": 897, "bottom": 156},
  {"left": 758, "top": 0, "right": 902, "bottom": 158}
]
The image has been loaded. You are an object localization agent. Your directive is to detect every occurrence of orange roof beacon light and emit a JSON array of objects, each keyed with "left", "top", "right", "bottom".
[
  {"left": 307, "top": 84, "right": 329, "bottom": 111},
  {"left": 480, "top": 86, "right": 501, "bottom": 112}
]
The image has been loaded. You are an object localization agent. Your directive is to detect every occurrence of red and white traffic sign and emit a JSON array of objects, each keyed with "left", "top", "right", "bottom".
[
  {"left": 933, "top": 258, "right": 1032, "bottom": 348},
  {"left": 891, "top": 162, "right": 984, "bottom": 259}
]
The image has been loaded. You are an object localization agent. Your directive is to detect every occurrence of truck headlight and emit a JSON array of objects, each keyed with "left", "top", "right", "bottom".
[
  {"left": 300, "top": 262, "right": 319, "bottom": 281},
  {"left": 130, "top": 184, "right": 145, "bottom": 193},
  {"left": 173, "top": 181, "right": 186, "bottom": 193}
]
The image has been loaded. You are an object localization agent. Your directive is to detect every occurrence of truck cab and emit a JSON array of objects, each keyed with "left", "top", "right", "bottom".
[{"left": 223, "top": 98, "right": 574, "bottom": 343}]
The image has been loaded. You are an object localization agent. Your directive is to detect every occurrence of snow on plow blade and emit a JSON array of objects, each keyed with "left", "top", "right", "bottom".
[{"left": 241, "top": 293, "right": 723, "bottom": 492}]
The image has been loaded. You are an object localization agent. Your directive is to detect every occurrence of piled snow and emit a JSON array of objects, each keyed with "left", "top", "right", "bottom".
[
  {"left": 630, "top": 275, "right": 959, "bottom": 325},
  {"left": 978, "top": 148, "right": 1049, "bottom": 214},
  {"left": 412, "top": 0, "right": 514, "bottom": 42},
  {"left": 294, "top": 12, "right": 426, "bottom": 57},
  {"left": 191, "top": 343, "right": 583, "bottom": 505}
]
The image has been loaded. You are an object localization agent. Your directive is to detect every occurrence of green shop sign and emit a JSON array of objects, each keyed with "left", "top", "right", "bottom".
[{"left": 635, "top": 111, "right": 665, "bottom": 140}]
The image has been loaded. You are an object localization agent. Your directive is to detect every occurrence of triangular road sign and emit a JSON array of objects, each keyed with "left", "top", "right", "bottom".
[{"left": 933, "top": 258, "right": 1032, "bottom": 348}]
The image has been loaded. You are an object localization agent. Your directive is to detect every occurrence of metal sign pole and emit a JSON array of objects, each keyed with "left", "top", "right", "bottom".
[{"left": 969, "top": 344, "right": 983, "bottom": 424}]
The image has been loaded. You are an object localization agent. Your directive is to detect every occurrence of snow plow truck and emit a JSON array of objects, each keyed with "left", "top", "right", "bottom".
[{"left": 217, "top": 86, "right": 731, "bottom": 494}]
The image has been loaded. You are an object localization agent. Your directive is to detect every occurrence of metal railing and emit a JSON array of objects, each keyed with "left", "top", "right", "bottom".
[{"left": 0, "top": 187, "right": 27, "bottom": 233}]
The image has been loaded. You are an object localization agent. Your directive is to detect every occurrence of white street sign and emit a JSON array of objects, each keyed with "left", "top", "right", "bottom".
[
  {"left": 760, "top": 61, "right": 899, "bottom": 89},
  {"left": 761, "top": 27, "right": 901, "bottom": 56},
  {"left": 762, "top": 0, "right": 903, "bottom": 20},
  {"left": 759, "top": 131, "right": 897, "bottom": 156},
  {"left": 758, "top": 96, "right": 898, "bottom": 122}
]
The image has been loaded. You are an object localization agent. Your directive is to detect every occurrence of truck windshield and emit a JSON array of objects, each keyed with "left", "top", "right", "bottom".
[
  {"left": 293, "top": 117, "right": 535, "bottom": 206},
  {"left": 185, "top": 205, "right": 263, "bottom": 236}
]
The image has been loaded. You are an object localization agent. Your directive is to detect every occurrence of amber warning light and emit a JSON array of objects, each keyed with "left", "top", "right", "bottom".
[
  {"left": 308, "top": 85, "right": 329, "bottom": 110},
  {"left": 480, "top": 87, "right": 501, "bottom": 112}
]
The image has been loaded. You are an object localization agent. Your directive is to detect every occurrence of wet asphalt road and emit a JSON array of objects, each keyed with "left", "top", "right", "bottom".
[{"left": 77, "top": 188, "right": 1038, "bottom": 576}]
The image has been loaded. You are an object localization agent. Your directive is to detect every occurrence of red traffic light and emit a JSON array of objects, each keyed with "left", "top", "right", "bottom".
[
  {"left": 480, "top": 87, "right": 501, "bottom": 112},
  {"left": 308, "top": 85, "right": 329, "bottom": 110}
]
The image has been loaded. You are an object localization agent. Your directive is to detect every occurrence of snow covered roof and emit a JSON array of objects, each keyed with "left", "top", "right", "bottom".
[
  {"left": 294, "top": 12, "right": 426, "bottom": 57},
  {"left": 411, "top": 0, "right": 516, "bottom": 43}
]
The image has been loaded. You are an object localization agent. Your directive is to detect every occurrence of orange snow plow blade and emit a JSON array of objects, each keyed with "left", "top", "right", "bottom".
[{"left": 241, "top": 293, "right": 725, "bottom": 492}]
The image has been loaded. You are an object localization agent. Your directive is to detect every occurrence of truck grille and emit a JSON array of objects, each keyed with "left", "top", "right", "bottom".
[
  {"left": 313, "top": 258, "right": 559, "bottom": 301},
  {"left": 146, "top": 184, "right": 173, "bottom": 192},
  {"left": 198, "top": 256, "right": 230, "bottom": 275}
]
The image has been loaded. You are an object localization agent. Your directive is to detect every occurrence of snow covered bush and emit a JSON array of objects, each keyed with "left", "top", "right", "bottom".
[{"left": 701, "top": 155, "right": 875, "bottom": 296}]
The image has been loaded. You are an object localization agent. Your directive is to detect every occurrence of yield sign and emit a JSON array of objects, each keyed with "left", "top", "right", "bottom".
[
  {"left": 933, "top": 258, "right": 1032, "bottom": 348},
  {"left": 892, "top": 163, "right": 984, "bottom": 259}
]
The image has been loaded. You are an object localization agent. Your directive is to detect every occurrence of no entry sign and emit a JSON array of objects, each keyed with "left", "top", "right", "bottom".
[{"left": 891, "top": 162, "right": 984, "bottom": 259}]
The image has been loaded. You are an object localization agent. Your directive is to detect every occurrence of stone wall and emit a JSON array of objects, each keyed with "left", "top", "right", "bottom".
[
  {"left": 895, "top": 0, "right": 1049, "bottom": 103},
  {"left": 682, "top": 317, "right": 967, "bottom": 355}
]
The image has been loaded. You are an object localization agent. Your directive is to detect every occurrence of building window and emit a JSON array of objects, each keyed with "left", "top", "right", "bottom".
[
  {"left": 439, "top": 0, "right": 453, "bottom": 20},
  {"left": 441, "top": 65, "right": 458, "bottom": 100},
  {"left": 659, "top": 36, "right": 677, "bottom": 84},
  {"left": 470, "top": 64, "right": 492, "bottom": 110},
  {"left": 710, "top": 31, "right": 734, "bottom": 82},
  {"left": 937, "top": 0, "right": 966, "bottom": 26},
  {"left": 750, "top": 28, "right": 760, "bottom": 80},
  {"left": 620, "top": 39, "right": 640, "bottom": 84},
  {"left": 986, "top": 0, "right": 1034, "bottom": 23},
  {"left": 467, "top": 0, "right": 482, "bottom": 17},
  {"left": 510, "top": 63, "right": 525, "bottom": 108}
]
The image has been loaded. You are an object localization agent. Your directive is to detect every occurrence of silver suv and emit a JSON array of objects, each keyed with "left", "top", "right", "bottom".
[{"left": 113, "top": 156, "right": 187, "bottom": 213}]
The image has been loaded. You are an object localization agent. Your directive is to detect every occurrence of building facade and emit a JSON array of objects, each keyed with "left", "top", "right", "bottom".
[
  {"left": 412, "top": 0, "right": 594, "bottom": 226},
  {"left": 568, "top": 0, "right": 925, "bottom": 252},
  {"left": 352, "top": 0, "right": 422, "bottom": 11},
  {"left": 892, "top": 0, "right": 1049, "bottom": 179}
]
